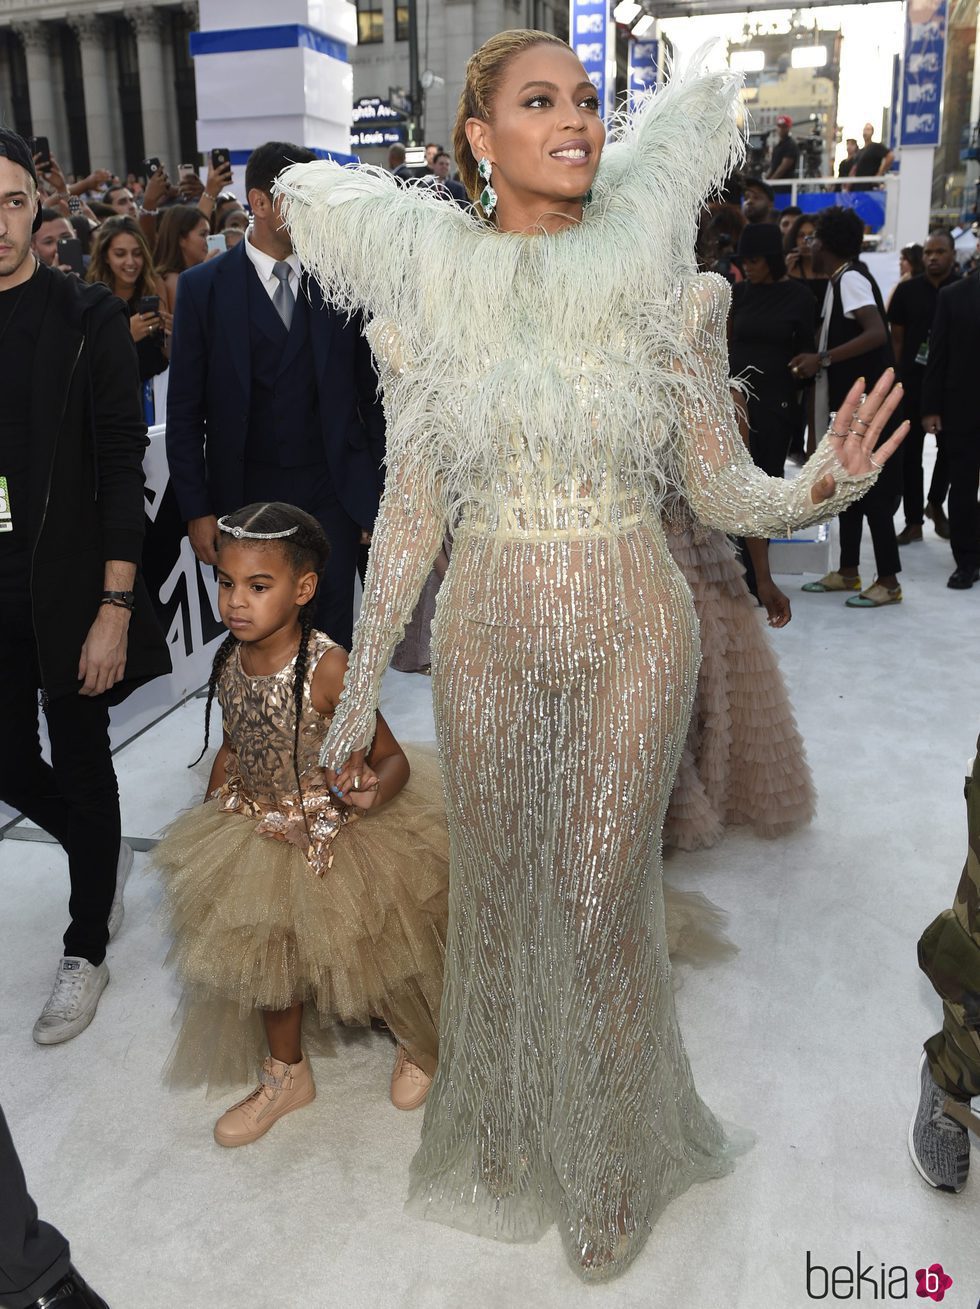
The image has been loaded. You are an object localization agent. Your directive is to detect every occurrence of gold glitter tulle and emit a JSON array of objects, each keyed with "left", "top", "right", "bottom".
[
  {"left": 152, "top": 633, "right": 449, "bottom": 1095},
  {"left": 275, "top": 64, "right": 882, "bottom": 1282},
  {"left": 663, "top": 508, "right": 816, "bottom": 851}
]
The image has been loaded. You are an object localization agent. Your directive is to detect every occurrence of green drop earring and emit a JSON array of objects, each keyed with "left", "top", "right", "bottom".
[{"left": 477, "top": 158, "right": 497, "bottom": 219}]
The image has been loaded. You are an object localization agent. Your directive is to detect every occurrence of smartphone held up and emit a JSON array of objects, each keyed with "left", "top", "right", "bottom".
[{"left": 56, "top": 237, "right": 83, "bottom": 276}]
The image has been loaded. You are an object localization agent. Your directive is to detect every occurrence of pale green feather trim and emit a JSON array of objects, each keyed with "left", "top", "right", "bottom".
[{"left": 274, "top": 59, "right": 863, "bottom": 540}]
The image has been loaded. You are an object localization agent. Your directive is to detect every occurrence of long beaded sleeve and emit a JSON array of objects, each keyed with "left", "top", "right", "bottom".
[
  {"left": 321, "top": 458, "right": 445, "bottom": 768},
  {"left": 674, "top": 273, "right": 878, "bottom": 537}
]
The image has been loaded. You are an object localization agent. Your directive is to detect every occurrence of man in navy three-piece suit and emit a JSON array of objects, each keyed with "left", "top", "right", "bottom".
[{"left": 165, "top": 141, "right": 385, "bottom": 649}]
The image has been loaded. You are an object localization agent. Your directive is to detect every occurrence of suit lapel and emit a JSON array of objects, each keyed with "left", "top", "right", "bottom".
[
  {"left": 304, "top": 273, "right": 333, "bottom": 393},
  {"left": 219, "top": 242, "right": 253, "bottom": 401}
]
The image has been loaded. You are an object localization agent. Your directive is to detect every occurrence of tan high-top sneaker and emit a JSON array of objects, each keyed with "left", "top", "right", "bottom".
[
  {"left": 214, "top": 1054, "right": 316, "bottom": 1147},
  {"left": 390, "top": 1045, "right": 432, "bottom": 1110}
]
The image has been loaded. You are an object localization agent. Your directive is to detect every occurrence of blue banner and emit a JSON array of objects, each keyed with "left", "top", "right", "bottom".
[
  {"left": 628, "top": 37, "right": 659, "bottom": 113},
  {"left": 900, "top": 0, "right": 946, "bottom": 147},
  {"left": 570, "top": 0, "right": 614, "bottom": 122},
  {"left": 189, "top": 25, "right": 348, "bottom": 64}
]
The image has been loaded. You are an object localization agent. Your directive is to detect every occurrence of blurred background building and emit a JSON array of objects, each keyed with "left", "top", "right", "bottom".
[
  {"left": 728, "top": 20, "right": 843, "bottom": 177},
  {"left": 0, "top": 0, "right": 977, "bottom": 225},
  {"left": 0, "top": 1, "right": 199, "bottom": 178}
]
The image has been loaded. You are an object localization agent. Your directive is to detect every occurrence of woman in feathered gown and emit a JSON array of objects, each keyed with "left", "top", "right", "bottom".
[{"left": 277, "top": 32, "right": 906, "bottom": 1282}]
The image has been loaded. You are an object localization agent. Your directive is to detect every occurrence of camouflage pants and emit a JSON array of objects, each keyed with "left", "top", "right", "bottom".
[{"left": 918, "top": 738, "right": 980, "bottom": 1100}]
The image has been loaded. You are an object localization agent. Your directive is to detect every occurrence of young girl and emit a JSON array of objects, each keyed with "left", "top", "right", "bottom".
[{"left": 153, "top": 502, "right": 449, "bottom": 1146}]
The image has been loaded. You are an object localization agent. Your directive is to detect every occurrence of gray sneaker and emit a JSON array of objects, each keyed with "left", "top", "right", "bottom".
[
  {"left": 107, "top": 840, "right": 133, "bottom": 940},
  {"left": 908, "top": 1051, "right": 971, "bottom": 1192},
  {"left": 33, "top": 957, "right": 109, "bottom": 1045}
]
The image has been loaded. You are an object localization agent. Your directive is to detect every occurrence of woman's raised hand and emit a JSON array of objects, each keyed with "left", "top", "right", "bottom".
[{"left": 810, "top": 369, "right": 909, "bottom": 505}]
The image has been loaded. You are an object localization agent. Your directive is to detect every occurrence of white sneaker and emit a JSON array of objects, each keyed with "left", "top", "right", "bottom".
[
  {"left": 33, "top": 957, "right": 109, "bottom": 1045},
  {"left": 107, "top": 841, "right": 133, "bottom": 941}
]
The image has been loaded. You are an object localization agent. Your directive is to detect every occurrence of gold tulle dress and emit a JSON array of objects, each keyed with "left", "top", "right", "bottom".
[
  {"left": 276, "top": 63, "right": 882, "bottom": 1281},
  {"left": 664, "top": 504, "right": 816, "bottom": 851},
  {"left": 153, "top": 631, "right": 449, "bottom": 1094}
]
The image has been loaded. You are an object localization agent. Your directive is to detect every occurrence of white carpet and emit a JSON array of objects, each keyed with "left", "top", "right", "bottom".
[{"left": 2, "top": 518, "right": 978, "bottom": 1309}]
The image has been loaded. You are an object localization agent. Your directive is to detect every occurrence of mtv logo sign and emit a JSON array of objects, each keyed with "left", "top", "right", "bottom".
[
  {"left": 906, "top": 80, "right": 939, "bottom": 103},
  {"left": 906, "top": 112, "right": 937, "bottom": 133},
  {"left": 576, "top": 41, "right": 604, "bottom": 63},
  {"left": 910, "top": 18, "right": 942, "bottom": 40},
  {"left": 908, "top": 51, "right": 939, "bottom": 73},
  {"left": 576, "top": 13, "right": 604, "bottom": 33}
]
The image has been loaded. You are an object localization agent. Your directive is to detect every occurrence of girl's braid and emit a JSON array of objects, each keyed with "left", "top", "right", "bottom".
[
  {"left": 189, "top": 632, "right": 238, "bottom": 767},
  {"left": 291, "top": 599, "right": 317, "bottom": 845}
]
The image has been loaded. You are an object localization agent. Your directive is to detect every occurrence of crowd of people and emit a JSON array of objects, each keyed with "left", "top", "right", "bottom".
[
  {"left": 697, "top": 175, "right": 979, "bottom": 597},
  {"left": 21, "top": 143, "right": 247, "bottom": 419},
  {"left": 1, "top": 29, "right": 979, "bottom": 1305}
]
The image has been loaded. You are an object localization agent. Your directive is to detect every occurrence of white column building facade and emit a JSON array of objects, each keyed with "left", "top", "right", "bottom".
[{"left": 0, "top": 0, "right": 199, "bottom": 180}]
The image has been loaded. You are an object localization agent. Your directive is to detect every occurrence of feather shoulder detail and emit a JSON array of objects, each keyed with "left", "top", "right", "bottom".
[
  {"left": 273, "top": 59, "right": 747, "bottom": 537},
  {"left": 594, "top": 49, "right": 745, "bottom": 285},
  {"left": 275, "top": 164, "right": 479, "bottom": 321}
]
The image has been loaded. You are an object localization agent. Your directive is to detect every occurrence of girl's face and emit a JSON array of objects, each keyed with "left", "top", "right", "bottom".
[
  {"left": 180, "top": 217, "right": 210, "bottom": 268},
  {"left": 216, "top": 541, "right": 317, "bottom": 644},
  {"left": 465, "top": 43, "right": 605, "bottom": 225},
  {"left": 899, "top": 254, "right": 911, "bottom": 277},
  {"left": 105, "top": 232, "right": 143, "bottom": 288}
]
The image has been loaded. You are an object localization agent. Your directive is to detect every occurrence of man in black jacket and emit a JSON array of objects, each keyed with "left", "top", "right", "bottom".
[
  {"left": 921, "top": 273, "right": 980, "bottom": 589},
  {"left": 0, "top": 130, "right": 170, "bottom": 1046},
  {"left": 887, "top": 229, "right": 959, "bottom": 544}
]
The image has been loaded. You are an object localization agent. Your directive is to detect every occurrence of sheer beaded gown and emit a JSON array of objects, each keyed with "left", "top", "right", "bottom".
[{"left": 278, "top": 65, "right": 878, "bottom": 1281}]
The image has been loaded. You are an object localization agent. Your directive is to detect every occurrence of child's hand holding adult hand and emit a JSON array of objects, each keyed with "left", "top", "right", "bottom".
[
  {"left": 337, "top": 763, "right": 381, "bottom": 810},
  {"left": 328, "top": 750, "right": 380, "bottom": 809}
]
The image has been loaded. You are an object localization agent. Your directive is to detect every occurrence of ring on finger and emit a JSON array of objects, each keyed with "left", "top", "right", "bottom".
[
  {"left": 846, "top": 430, "right": 864, "bottom": 439},
  {"left": 852, "top": 417, "right": 870, "bottom": 429},
  {"left": 352, "top": 775, "right": 360, "bottom": 791},
  {"left": 869, "top": 454, "right": 884, "bottom": 470},
  {"left": 830, "top": 427, "right": 847, "bottom": 439}
]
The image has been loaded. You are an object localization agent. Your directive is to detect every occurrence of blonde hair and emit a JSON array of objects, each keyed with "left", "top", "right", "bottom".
[{"left": 452, "top": 29, "right": 571, "bottom": 208}]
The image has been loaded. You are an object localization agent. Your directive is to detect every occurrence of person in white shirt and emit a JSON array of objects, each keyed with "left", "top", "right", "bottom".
[{"left": 790, "top": 206, "right": 904, "bottom": 608}]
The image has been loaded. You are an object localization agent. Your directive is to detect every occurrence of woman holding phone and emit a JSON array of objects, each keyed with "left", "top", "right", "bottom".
[{"left": 86, "top": 215, "right": 170, "bottom": 383}]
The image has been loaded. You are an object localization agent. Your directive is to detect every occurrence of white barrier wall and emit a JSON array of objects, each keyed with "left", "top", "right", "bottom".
[{"left": 191, "top": 0, "right": 358, "bottom": 195}]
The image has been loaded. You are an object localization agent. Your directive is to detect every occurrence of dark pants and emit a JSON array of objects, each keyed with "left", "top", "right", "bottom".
[
  {"left": 748, "top": 404, "right": 798, "bottom": 480},
  {"left": 944, "top": 432, "right": 980, "bottom": 573},
  {"left": 838, "top": 476, "right": 902, "bottom": 579},
  {"left": 0, "top": 605, "right": 119, "bottom": 967},
  {"left": 901, "top": 402, "right": 950, "bottom": 526},
  {"left": 0, "top": 1105, "right": 71, "bottom": 1308},
  {"left": 242, "top": 459, "right": 363, "bottom": 650}
]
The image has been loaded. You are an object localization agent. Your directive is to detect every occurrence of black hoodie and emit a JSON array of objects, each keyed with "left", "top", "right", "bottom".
[{"left": 25, "top": 264, "right": 170, "bottom": 700}]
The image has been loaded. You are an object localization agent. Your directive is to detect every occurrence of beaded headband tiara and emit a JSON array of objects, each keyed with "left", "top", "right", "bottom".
[{"left": 217, "top": 515, "right": 300, "bottom": 541}]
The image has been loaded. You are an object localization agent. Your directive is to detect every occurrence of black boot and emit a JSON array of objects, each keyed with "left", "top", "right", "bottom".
[{"left": 28, "top": 1265, "right": 108, "bottom": 1308}]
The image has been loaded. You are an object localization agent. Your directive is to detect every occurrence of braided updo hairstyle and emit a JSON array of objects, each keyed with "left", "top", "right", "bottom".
[
  {"left": 451, "top": 29, "right": 571, "bottom": 214},
  {"left": 192, "top": 503, "right": 331, "bottom": 836}
]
